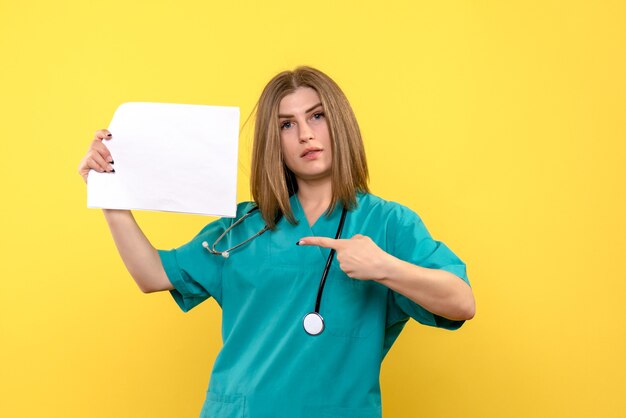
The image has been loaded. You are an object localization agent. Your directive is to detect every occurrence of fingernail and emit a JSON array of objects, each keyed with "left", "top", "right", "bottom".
[
  {"left": 107, "top": 156, "right": 113, "bottom": 163},
  {"left": 107, "top": 164, "right": 114, "bottom": 171},
  {"left": 295, "top": 240, "right": 302, "bottom": 246},
  {"left": 106, "top": 133, "right": 112, "bottom": 137},
  {"left": 110, "top": 159, "right": 114, "bottom": 164},
  {"left": 111, "top": 169, "right": 116, "bottom": 173}
]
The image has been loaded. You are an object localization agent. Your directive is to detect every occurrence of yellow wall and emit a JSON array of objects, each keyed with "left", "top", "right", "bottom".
[{"left": 1, "top": 1, "right": 624, "bottom": 417}]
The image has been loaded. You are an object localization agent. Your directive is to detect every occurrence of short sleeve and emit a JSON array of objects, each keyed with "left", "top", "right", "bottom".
[
  {"left": 385, "top": 204, "right": 470, "bottom": 331},
  {"left": 158, "top": 216, "right": 233, "bottom": 312}
]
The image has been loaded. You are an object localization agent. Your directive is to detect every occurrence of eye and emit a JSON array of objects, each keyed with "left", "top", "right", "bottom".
[
  {"left": 311, "top": 112, "right": 325, "bottom": 120},
  {"left": 280, "top": 120, "right": 293, "bottom": 130}
]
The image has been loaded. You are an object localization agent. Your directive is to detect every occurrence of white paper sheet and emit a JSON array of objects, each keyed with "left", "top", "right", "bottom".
[{"left": 87, "top": 102, "right": 240, "bottom": 217}]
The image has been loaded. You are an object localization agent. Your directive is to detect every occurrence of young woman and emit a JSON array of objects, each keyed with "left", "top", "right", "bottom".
[{"left": 78, "top": 66, "right": 475, "bottom": 418}]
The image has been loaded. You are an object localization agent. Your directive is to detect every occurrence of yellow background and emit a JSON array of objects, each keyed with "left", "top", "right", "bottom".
[{"left": 1, "top": 1, "right": 624, "bottom": 417}]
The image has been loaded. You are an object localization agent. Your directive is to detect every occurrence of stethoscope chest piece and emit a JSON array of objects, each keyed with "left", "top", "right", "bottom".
[{"left": 303, "top": 312, "right": 325, "bottom": 336}]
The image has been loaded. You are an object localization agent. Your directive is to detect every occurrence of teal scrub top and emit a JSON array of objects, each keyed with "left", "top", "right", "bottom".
[{"left": 158, "top": 193, "right": 469, "bottom": 418}]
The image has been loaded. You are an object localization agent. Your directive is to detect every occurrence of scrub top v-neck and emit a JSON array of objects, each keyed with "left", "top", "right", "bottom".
[{"left": 158, "top": 193, "right": 470, "bottom": 418}]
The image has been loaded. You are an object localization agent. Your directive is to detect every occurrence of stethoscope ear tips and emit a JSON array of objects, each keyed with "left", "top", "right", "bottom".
[{"left": 203, "top": 240, "right": 229, "bottom": 258}]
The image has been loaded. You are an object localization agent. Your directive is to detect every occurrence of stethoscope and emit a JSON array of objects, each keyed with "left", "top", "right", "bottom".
[
  {"left": 201, "top": 205, "right": 348, "bottom": 336},
  {"left": 201, "top": 207, "right": 272, "bottom": 259}
]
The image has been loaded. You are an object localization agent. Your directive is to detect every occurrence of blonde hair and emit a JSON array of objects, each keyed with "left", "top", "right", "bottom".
[{"left": 250, "top": 66, "right": 369, "bottom": 229}]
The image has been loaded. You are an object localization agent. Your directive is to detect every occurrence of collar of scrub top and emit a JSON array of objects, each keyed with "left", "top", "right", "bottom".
[
  {"left": 202, "top": 206, "right": 281, "bottom": 258},
  {"left": 201, "top": 202, "right": 348, "bottom": 336},
  {"left": 302, "top": 205, "right": 348, "bottom": 336}
]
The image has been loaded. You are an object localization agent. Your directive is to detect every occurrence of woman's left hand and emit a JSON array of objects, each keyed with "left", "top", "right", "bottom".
[{"left": 297, "top": 234, "right": 393, "bottom": 281}]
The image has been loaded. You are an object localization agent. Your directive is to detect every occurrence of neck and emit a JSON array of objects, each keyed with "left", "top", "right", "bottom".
[
  {"left": 295, "top": 178, "right": 333, "bottom": 226},
  {"left": 296, "top": 177, "right": 333, "bottom": 207}
]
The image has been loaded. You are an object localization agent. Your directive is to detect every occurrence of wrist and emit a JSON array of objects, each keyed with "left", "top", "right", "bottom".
[
  {"left": 374, "top": 252, "right": 400, "bottom": 283},
  {"left": 102, "top": 208, "right": 134, "bottom": 223}
]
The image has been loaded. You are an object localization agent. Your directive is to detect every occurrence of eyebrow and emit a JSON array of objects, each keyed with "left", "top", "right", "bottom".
[{"left": 278, "top": 103, "right": 323, "bottom": 119}]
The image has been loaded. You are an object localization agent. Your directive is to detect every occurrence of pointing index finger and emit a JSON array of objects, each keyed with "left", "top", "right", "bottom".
[{"left": 297, "top": 236, "right": 342, "bottom": 249}]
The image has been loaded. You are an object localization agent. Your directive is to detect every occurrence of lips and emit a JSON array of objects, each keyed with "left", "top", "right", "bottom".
[{"left": 300, "top": 147, "right": 323, "bottom": 158}]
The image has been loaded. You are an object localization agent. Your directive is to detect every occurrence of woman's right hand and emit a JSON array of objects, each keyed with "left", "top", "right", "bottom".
[
  {"left": 78, "top": 129, "right": 172, "bottom": 293},
  {"left": 78, "top": 129, "right": 115, "bottom": 183}
]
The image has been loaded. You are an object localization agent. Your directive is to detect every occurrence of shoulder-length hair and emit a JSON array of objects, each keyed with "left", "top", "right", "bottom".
[{"left": 250, "top": 66, "right": 369, "bottom": 229}]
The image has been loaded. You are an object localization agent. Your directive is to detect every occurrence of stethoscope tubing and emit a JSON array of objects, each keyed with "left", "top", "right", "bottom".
[
  {"left": 313, "top": 207, "right": 348, "bottom": 314},
  {"left": 204, "top": 207, "right": 280, "bottom": 258}
]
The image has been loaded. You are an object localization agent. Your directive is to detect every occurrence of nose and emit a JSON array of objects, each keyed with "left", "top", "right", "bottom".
[{"left": 298, "top": 121, "right": 314, "bottom": 143}]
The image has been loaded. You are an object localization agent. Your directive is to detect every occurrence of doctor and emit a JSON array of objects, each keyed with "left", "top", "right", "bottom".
[{"left": 78, "top": 66, "right": 475, "bottom": 418}]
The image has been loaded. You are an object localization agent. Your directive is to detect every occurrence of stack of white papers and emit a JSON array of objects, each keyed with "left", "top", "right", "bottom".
[{"left": 87, "top": 102, "right": 240, "bottom": 217}]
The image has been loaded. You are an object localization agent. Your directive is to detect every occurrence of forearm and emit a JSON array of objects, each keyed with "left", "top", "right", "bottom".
[
  {"left": 102, "top": 209, "right": 173, "bottom": 293},
  {"left": 299, "top": 234, "right": 475, "bottom": 321},
  {"left": 376, "top": 255, "right": 475, "bottom": 321}
]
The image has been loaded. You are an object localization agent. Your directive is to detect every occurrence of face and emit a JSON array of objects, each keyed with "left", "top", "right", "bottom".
[{"left": 278, "top": 87, "right": 332, "bottom": 184}]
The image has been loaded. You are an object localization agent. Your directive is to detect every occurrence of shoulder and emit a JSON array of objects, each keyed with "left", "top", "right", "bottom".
[
  {"left": 355, "top": 193, "right": 423, "bottom": 226},
  {"left": 235, "top": 200, "right": 257, "bottom": 217},
  {"left": 223, "top": 200, "right": 259, "bottom": 226},
  {"left": 353, "top": 193, "right": 430, "bottom": 254},
  {"left": 193, "top": 200, "right": 257, "bottom": 238}
]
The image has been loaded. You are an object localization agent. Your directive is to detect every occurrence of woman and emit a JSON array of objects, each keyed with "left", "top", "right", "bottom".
[{"left": 78, "top": 66, "right": 475, "bottom": 418}]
